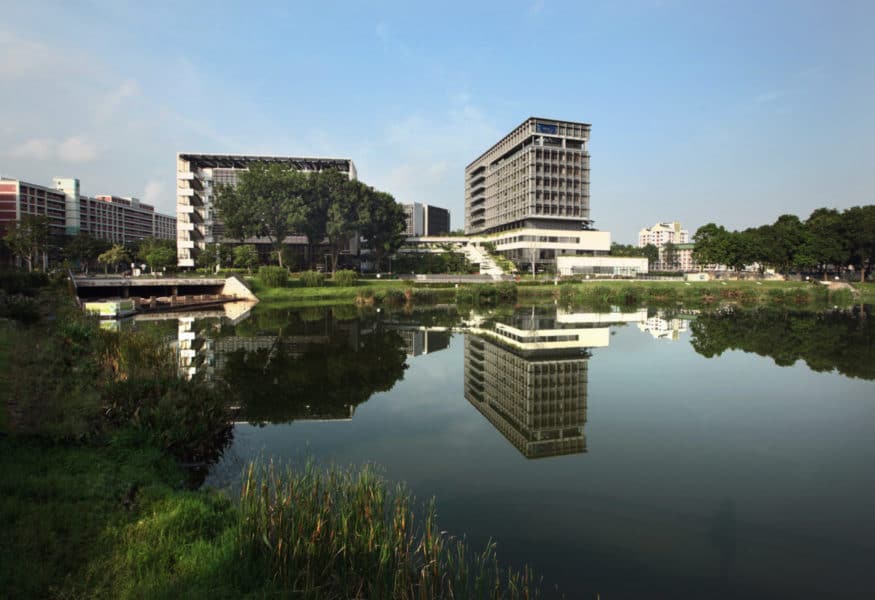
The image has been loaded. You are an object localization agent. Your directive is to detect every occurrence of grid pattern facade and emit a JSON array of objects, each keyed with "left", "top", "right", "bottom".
[
  {"left": 177, "top": 153, "right": 357, "bottom": 267},
  {"left": 464, "top": 334, "right": 588, "bottom": 459},
  {"left": 465, "top": 117, "right": 591, "bottom": 235},
  {"left": 0, "top": 179, "right": 67, "bottom": 237},
  {"left": 79, "top": 195, "right": 175, "bottom": 244}
]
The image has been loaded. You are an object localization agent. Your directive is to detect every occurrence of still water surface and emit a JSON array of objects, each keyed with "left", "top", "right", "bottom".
[{"left": 158, "top": 305, "right": 875, "bottom": 599}]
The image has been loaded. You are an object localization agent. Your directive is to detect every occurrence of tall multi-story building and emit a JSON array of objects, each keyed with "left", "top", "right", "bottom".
[
  {"left": 0, "top": 177, "right": 68, "bottom": 238},
  {"left": 176, "top": 153, "right": 357, "bottom": 268},
  {"left": 638, "top": 221, "right": 689, "bottom": 247},
  {"left": 402, "top": 202, "right": 451, "bottom": 236},
  {"left": 463, "top": 117, "right": 609, "bottom": 268},
  {"left": 0, "top": 177, "right": 174, "bottom": 243},
  {"left": 78, "top": 195, "right": 175, "bottom": 244},
  {"left": 465, "top": 117, "right": 591, "bottom": 235}
]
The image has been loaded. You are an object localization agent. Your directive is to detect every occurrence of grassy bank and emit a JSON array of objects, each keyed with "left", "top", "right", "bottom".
[
  {"left": 0, "top": 282, "right": 546, "bottom": 598},
  {"left": 248, "top": 276, "right": 874, "bottom": 308}
]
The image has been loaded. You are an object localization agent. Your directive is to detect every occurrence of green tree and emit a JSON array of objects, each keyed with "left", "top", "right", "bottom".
[
  {"left": 692, "top": 223, "right": 730, "bottom": 268},
  {"left": 233, "top": 244, "right": 260, "bottom": 273},
  {"left": 64, "top": 233, "right": 110, "bottom": 274},
  {"left": 214, "top": 163, "right": 307, "bottom": 268},
  {"left": 842, "top": 205, "right": 875, "bottom": 282},
  {"left": 641, "top": 243, "right": 659, "bottom": 267},
  {"left": 98, "top": 244, "right": 131, "bottom": 274},
  {"left": 804, "top": 208, "right": 845, "bottom": 278},
  {"left": 136, "top": 238, "right": 177, "bottom": 273},
  {"left": 4, "top": 215, "right": 50, "bottom": 272},
  {"left": 196, "top": 243, "right": 233, "bottom": 271},
  {"left": 360, "top": 190, "right": 406, "bottom": 272},
  {"left": 322, "top": 171, "right": 359, "bottom": 273}
]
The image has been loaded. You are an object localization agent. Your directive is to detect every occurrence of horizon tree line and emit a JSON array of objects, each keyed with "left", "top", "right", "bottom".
[{"left": 692, "top": 206, "right": 875, "bottom": 280}]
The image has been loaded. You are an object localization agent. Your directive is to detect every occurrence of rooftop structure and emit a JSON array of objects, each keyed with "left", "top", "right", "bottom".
[{"left": 176, "top": 153, "right": 357, "bottom": 267}]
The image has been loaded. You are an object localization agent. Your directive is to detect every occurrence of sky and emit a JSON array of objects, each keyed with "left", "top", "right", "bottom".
[{"left": 1, "top": 0, "right": 873, "bottom": 243}]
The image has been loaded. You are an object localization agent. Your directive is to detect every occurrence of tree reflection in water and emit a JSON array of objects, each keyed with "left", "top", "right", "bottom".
[
  {"left": 690, "top": 306, "right": 874, "bottom": 380},
  {"left": 219, "top": 308, "right": 409, "bottom": 424}
]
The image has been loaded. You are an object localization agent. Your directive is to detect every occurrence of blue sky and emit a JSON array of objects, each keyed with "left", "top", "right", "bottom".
[{"left": 1, "top": 0, "right": 873, "bottom": 242}]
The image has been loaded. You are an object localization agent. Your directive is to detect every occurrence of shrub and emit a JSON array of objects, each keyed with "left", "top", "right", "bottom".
[
  {"left": 0, "top": 293, "right": 41, "bottom": 323},
  {"left": 258, "top": 266, "right": 288, "bottom": 288},
  {"left": 455, "top": 283, "right": 516, "bottom": 306},
  {"left": 355, "top": 288, "right": 376, "bottom": 305},
  {"left": 379, "top": 288, "right": 407, "bottom": 306},
  {"left": 102, "top": 377, "right": 231, "bottom": 465},
  {"left": 410, "top": 288, "right": 437, "bottom": 304},
  {"left": 332, "top": 269, "right": 358, "bottom": 287},
  {"left": 299, "top": 271, "right": 325, "bottom": 288},
  {"left": 0, "top": 271, "right": 50, "bottom": 295}
]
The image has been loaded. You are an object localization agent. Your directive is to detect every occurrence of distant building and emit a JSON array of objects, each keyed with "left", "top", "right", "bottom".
[
  {"left": 669, "top": 242, "right": 697, "bottom": 272},
  {"left": 638, "top": 221, "right": 689, "bottom": 248},
  {"left": 402, "top": 202, "right": 451, "bottom": 236},
  {"left": 0, "top": 177, "right": 67, "bottom": 238},
  {"left": 557, "top": 255, "right": 648, "bottom": 277},
  {"left": 0, "top": 176, "right": 175, "bottom": 243},
  {"left": 176, "top": 153, "right": 357, "bottom": 268}
]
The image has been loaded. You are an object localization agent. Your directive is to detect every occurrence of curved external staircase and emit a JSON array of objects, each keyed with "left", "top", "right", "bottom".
[{"left": 463, "top": 244, "right": 506, "bottom": 280}]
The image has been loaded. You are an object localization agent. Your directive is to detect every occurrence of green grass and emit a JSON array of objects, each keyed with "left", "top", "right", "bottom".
[
  {"left": 0, "top": 436, "right": 544, "bottom": 599},
  {"left": 518, "top": 279, "right": 869, "bottom": 308},
  {"left": 248, "top": 276, "right": 873, "bottom": 309},
  {"left": 0, "top": 322, "right": 10, "bottom": 431},
  {"left": 0, "top": 282, "right": 548, "bottom": 599}
]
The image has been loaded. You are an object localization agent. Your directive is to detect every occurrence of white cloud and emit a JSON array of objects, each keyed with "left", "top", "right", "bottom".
[
  {"left": 529, "top": 0, "right": 545, "bottom": 15},
  {"left": 95, "top": 78, "right": 140, "bottom": 120},
  {"left": 57, "top": 136, "right": 98, "bottom": 163},
  {"left": 142, "top": 179, "right": 165, "bottom": 205},
  {"left": 9, "top": 136, "right": 97, "bottom": 163},
  {"left": 11, "top": 138, "right": 55, "bottom": 160}
]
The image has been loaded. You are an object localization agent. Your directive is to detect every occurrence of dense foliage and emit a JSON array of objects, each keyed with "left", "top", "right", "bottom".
[
  {"left": 332, "top": 268, "right": 358, "bottom": 286},
  {"left": 257, "top": 265, "right": 289, "bottom": 288},
  {"left": 693, "top": 206, "right": 875, "bottom": 280},
  {"left": 214, "top": 163, "right": 405, "bottom": 271}
]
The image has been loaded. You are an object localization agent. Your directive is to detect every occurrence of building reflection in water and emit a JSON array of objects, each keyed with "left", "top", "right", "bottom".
[
  {"left": 397, "top": 329, "right": 452, "bottom": 358},
  {"left": 637, "top": 310, "right": 690, "bottom": 341},
  {"left": 464, "top": 307, "right": 648, "bottom": 459}
]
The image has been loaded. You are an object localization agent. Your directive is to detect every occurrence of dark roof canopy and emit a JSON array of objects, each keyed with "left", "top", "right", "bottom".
[{"left": 179, "top": 153, "right": 353, "bottom": 171}]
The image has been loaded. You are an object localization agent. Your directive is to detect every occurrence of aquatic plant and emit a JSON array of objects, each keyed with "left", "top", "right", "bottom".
[{"left": 238, "top": 460, "right": 543, "bottom": 599}]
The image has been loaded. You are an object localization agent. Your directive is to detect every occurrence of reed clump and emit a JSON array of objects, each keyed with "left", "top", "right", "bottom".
[{"left": 238, "top": 460, "right": 543, "bottom": 599}]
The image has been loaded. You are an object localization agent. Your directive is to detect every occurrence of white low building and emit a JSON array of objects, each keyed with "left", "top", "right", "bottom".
[{"left": 557, "top": 255, "right": 649, "bottom": 277}]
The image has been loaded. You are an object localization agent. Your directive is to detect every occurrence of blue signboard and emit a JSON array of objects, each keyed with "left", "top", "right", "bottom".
[{"left": 536, "top": 123, "right": 558, "bottom": 134}]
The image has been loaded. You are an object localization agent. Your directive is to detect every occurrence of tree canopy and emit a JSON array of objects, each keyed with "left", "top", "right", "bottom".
[
  {"left": 213, "top": 163, "right": 405, "bottom": 272},
  {"left": 4, "top": 215, "right": 50, "bottom": 272},
  {"left": 692, "top": 206, "right": 875, "bottom": 280}
]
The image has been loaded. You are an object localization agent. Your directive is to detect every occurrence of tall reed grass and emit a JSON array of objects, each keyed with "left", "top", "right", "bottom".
[{"left": 238, "top": 461, "right": 543, "bottom": 599}]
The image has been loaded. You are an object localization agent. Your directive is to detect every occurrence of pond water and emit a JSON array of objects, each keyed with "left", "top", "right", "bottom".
[{"left": 151, "top": 304, "right": 875, "bottom": 599}]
